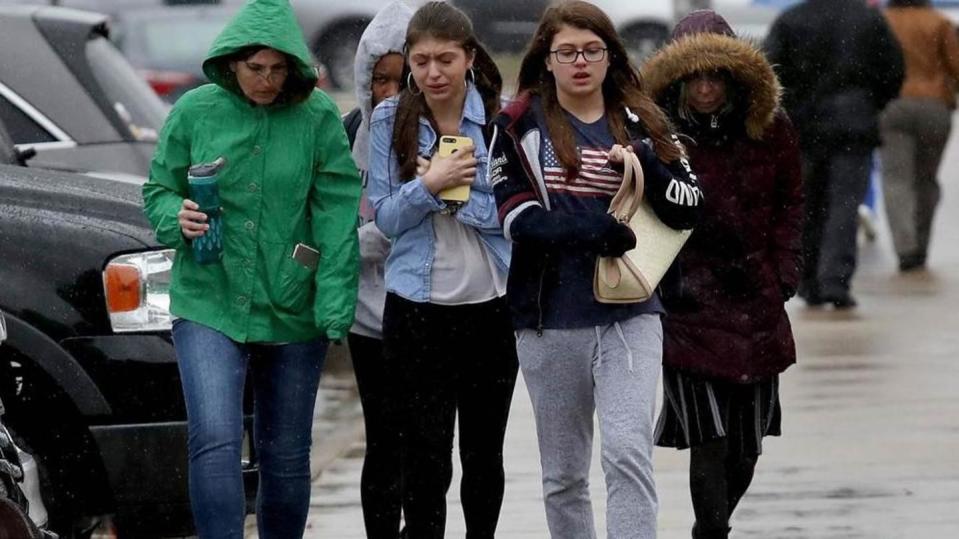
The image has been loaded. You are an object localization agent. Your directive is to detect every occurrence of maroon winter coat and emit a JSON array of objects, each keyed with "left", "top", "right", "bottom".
[{"left": 642, "top": 31, "right": 803, "bottom": 383}]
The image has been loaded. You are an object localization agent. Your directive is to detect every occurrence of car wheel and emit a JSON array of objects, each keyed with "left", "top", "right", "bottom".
[
  {"left": 621, "top": 23, "right": 670, "bottom": 64},
  {"left": 0, "top": 357, "right": 103, "bottom": 539},
  {"left": 316, "top": 21, "right": 368, "bottom": 91},
  {"left": 4, "top": 427, "right": 98, "bottom": 539}
]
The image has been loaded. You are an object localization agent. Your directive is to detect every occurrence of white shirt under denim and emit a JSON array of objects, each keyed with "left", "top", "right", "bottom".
[{"left": 366, "top": 83, "right": 511, "bottom": 304}]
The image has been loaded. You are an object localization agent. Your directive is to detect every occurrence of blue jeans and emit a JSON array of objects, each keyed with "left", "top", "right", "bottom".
[{"left": 171, "top": 319, "right": 328, "bottom": 539}]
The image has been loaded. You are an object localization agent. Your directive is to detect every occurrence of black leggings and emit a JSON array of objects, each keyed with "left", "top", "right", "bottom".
[
  {"left": 689, "top": 437, "right": 759, "bottom": 539},
  {"left": 348, "top": 332, "right": 405, "bottom": 539},
  {"left": 383, "top": 293, "right": 519, "bottom": 539}
]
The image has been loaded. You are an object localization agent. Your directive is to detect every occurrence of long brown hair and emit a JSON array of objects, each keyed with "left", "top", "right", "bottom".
[
  {"left": 517, "top": 0, "right": 681, "bottom": 175},
  {"left": 392, "top": 1, "right": 502, "bottom": 181}
]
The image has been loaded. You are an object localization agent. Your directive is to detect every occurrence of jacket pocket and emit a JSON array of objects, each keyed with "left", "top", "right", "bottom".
[{"left": 266, "top": 244, "right": 317, "bottom": 313}]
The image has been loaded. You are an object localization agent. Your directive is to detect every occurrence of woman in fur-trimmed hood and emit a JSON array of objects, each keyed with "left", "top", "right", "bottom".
[{"left": 641, "top": 10, "right": 804, "bottom": 539}]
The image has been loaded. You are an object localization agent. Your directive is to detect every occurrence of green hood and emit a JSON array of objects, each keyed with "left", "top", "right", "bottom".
[{"left": 202, "top": 0, "right": 316, "bottom": 100}]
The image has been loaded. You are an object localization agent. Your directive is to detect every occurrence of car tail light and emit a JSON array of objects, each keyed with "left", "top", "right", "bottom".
[
  {"left": 139, "top": 69, "right": 197, "bottom": 98},
  {"left": 102, "top": 249, "right": 175, "bottom": 332}
]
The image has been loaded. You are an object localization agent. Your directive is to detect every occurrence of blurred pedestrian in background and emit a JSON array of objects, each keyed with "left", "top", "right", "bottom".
[
  {"left": 766, "top": 0, "right": 903, "bottom": 308},
  {"left": 367, "top": 2, "right": 518, "bottom": 537},
  {"left": 642, "top": 9, "right": 802, "bottom": 539},
  {"left": 880, "top": 0, "right": 959, "bottom": 272},
  {"left": 491, "top": 2, "right": 701, "bottom": 536},
  {"left": 142, "top": 0, "right": 361, "bottom": 536},
  {"left": 341, "top": 2, "right": 413, "bottom": 537}
]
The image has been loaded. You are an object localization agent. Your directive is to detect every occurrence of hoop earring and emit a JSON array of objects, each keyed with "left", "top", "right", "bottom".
[
  {"left": 465, "top": 67, "right": 476, "bottom": 88},
  {"left": 407, "top": 72, "right": 422, "bottom": 96}
]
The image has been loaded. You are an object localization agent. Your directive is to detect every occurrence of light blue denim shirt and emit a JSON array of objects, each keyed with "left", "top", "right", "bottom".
[{"left": 367, "top": 84, "right": 511, "bottom": 303}]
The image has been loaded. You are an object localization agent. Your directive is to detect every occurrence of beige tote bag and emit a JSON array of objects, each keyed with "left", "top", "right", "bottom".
[{"left": 594, "top": 150, "right": 693, "bottom": 304}]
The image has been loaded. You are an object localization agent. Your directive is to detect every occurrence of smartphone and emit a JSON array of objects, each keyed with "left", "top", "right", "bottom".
[
  {"left": 437, "top": 135, "right": 473, "bottom": 204},
  {"left": 292, "top": 243, "right": 320, "bottom": 270}
]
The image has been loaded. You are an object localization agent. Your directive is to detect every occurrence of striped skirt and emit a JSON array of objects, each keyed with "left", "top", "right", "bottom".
[{"left": 655, "top": 366, "right": 781, "bottom": 456}]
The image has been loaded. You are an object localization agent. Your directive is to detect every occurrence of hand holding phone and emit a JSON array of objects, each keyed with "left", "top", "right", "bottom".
[{"left": 423, "top": 135, "right": 475, "bottom": 203}]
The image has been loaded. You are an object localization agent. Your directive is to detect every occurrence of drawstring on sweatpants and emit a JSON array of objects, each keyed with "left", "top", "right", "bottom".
[
  {"left": 614, "top": 322, "right": 635, "bottom": 373},
  {"left": 594, "top": 322, "right": 635, "bottom": 373},
  {"left": 595, "top": 326, "right": 604, "bottom": 369}
]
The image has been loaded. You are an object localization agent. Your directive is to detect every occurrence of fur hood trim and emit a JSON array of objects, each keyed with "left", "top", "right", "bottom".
[{"left": 641, "top": 32, "right": 781, "bottom": 140}]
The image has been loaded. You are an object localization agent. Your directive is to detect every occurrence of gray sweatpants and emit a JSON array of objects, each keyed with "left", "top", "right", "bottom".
[
  {"left": 879, "top": 97, "right": 952, "bottom": 260},
  {"left": 516, "top": 314, "right": 662, "bottom": 539}
]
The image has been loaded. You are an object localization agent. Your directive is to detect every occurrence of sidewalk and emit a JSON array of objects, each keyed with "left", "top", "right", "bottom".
[{"left": 285, "top": 139, "right": 959, "bottom": 538}]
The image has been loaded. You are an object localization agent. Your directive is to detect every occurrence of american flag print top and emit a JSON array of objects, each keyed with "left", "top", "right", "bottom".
[
  {"left": 543, "top": 140, "right": 622, "bottom": 198},
  {"left": 537, "top": 111, "right": 626, "bottom": 217}
]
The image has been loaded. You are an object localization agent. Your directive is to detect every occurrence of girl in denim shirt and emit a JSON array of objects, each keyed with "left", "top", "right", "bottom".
[{"left": 366, "top": 2, "right": 518, "bottom": 537}]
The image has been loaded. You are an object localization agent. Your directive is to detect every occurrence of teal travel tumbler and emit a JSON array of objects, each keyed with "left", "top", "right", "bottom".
[{"left": 187, "top": 157, "right": 226, "bottom": 265}]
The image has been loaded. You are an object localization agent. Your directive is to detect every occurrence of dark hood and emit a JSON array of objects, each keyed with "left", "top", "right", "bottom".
[{"left": 670, "top": 9, "right": 735, "bottom": 40}]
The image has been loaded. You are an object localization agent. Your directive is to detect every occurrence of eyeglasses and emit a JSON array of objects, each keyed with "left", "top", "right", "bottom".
[
  {"left": 550, "top": 47, "right": 608, "bottom": 64},
  {"left": 243, "top": 61, "right": 289, "bottom": 83}
]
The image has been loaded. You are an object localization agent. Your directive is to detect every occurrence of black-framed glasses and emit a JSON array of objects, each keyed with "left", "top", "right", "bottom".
[
  {"left": 550, "top": 47, "right": 608, "bottom": 64},
  {"left": 243, "top": 61, "right": 289, "bottom": 83}
]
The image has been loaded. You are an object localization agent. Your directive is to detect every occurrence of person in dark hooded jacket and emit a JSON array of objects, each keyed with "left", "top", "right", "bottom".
[
  {"left": 642, "top": 10, "right": 803, "bottom": 539},
  {"left": 766, "top": 0, "right": 903, "bottom": 308}
]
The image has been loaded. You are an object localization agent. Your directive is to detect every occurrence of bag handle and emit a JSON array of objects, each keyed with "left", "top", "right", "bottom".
[{"left": 608, "top": 149, "right": 645, "bottom": 222}]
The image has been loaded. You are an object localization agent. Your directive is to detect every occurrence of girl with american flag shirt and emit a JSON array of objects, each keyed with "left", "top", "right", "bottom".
[{"left": 488, "top": 2, "right": 702, "bottom": 537}]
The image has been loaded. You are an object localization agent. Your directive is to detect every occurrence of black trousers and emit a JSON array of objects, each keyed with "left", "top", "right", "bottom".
[
  {"left": 800, "top": 149, "right": 872, "bottom": 298},
  {"left": 382, "top": 293, "right": 519, "bottom": 539},
  {"left": 348, "top": 332, "right": 405, "bottom": 539}
]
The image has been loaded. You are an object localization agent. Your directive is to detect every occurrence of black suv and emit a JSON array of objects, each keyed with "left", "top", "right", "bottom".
[{"left": 0, "top": 112, "right": 255, "bottom": 537}]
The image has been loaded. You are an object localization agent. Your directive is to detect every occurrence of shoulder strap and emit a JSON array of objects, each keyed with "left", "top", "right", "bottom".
[{"left": 608, "top": 151, "right": 645, "bottom": 221}]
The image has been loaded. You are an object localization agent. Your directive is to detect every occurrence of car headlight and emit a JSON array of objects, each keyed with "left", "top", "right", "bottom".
[{"left": 102, "top": 249, "right": 175, "bottom": 332}]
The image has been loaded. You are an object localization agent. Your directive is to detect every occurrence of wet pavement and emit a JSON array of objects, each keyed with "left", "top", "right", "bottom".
[{"left": 251, "top": 132, "right": 959, "bottom": 538}]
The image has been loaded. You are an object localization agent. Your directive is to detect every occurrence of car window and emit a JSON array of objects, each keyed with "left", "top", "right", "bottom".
[
  {"left": 85, "top": 35, "right": 167, "bottom": 141},
  {"left": 0, "top": 94, "right": 56, "bottom": 145},
  {"left": 140, "top": 17, "right": 228, "bottom": 69}
]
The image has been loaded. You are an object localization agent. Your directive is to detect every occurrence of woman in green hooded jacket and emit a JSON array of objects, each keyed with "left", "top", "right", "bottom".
[{"left": 141, "top": 0, "right": 361, "bottom": 536}]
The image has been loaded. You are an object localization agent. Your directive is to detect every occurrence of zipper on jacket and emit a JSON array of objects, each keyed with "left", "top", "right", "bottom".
[{"left": 710, "top": 115, "right": 719, "bottom": 129}]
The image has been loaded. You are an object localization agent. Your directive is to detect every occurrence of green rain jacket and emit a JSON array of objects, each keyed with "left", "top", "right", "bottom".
[{"left": 142, "top": 0, "right": 361, "bottom": 343}]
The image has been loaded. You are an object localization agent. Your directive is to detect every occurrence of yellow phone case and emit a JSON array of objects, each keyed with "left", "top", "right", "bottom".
[{"left": 436, "top": 135, "right": 473, "bottom": 203}]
